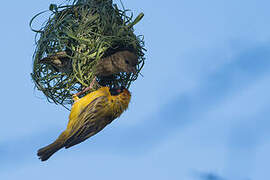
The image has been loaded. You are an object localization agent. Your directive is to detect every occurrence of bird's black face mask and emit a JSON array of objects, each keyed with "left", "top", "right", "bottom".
[{"left": 109, "top": 86, "right": 125, "bottom": 96}]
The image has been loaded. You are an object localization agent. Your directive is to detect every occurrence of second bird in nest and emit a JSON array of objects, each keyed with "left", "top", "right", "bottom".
[{"left": 39, "top": 50, "right": 138, "bottom": 77}]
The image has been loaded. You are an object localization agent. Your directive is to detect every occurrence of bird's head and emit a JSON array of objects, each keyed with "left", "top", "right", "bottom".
[
  {"left": 109, "top": 86, "right": 126, "bottom": 96},
  {"left": 116, "top": 51, "right": 138, "bottom": 74}
]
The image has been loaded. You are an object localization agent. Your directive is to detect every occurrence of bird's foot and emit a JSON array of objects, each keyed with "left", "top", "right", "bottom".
[{"left": 74, "top": 78, "right": 98, "bottom": 97}]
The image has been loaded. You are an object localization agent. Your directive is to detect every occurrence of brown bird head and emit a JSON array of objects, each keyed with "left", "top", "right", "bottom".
[{"left": 113, "top": 50, "right": 138, "bottom": 74}]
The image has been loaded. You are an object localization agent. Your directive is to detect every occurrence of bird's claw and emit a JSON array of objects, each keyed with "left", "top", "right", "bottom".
[{"left": 74, "top": 78, "right": 98, "bottom": 98}]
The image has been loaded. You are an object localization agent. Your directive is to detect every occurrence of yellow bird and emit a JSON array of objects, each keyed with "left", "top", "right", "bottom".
[{"left": 37, "top": 86, "right": 131, "bottom": 161}]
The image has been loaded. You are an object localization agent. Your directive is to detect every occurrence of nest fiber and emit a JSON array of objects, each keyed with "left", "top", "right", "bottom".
[{"left": 31, "top": 0, "right": 145, "bottom": 107}]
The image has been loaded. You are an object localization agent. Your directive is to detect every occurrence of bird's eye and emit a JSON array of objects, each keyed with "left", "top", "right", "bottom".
[{"left": 125, "top": 60, "right": 130, "bottom": 64}]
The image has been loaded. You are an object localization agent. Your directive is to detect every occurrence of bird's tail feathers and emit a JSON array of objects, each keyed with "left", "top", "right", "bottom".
[{"left": 37, "top": 131, "right": 67, "bottom": 161}]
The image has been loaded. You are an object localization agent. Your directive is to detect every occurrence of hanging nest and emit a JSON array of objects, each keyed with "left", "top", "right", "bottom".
[{"left": 30, "top": 0, "right": 145, "bottom": 107}]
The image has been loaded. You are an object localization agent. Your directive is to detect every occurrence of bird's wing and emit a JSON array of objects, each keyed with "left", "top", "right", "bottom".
[{"left": 64, "top": 96, "right": 114, "bottom": 148}]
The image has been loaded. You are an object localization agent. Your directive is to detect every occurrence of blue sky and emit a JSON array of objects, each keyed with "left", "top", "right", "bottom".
[{"left": 1, "top": 0, "right": 270, "bottom": 179}]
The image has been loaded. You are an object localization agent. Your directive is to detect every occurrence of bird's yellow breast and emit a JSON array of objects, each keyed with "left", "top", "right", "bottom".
[{"left": 67, "top": 87, "right": 131, "bottom": 131}]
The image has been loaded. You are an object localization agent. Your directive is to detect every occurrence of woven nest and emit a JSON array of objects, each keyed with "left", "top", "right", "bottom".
[{"left": 30, "top": 0, "right": 145, "bottom": 107}]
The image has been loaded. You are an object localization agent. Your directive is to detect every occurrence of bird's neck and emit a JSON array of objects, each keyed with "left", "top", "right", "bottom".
[{"left": 109, "top": 89, "right": 131, "bottom": 118}]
